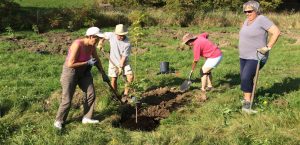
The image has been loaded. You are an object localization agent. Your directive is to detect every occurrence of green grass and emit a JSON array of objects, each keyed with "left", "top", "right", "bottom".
[
  {"left": 14, "top": 0, "right": 95, "bottom": 8},
  {"left": 0, "top": 26, "right": 300, "bottom": 144}
]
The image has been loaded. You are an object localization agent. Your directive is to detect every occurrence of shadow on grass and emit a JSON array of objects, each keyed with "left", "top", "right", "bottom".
[
  {"left": 147, "top": 77, "right": 186, "bottom": 90},
  {"left": 64, "top": 102, "right": 118, "bottom": 125},
  {"left": 0, "top": 99, "right": 14, "bottom": 118},
  {"left": 216, "top": 73, "right": 240, "bottom": 89},
  {"left": 256, "top": 77, "right": 300, "bottom": 100}
]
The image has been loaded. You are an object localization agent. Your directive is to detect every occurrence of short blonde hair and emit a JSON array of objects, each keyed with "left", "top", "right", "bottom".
[{"left": 243, "top": 1, "right": 260, "bottom": 14}]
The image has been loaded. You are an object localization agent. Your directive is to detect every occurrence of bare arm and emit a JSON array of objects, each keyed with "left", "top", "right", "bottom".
[
  {"left": 119, "top": 56, "right": 126, "bottom": 68},
  {"left": 120, "top": 44, "right": 131, "bottom": 68},
  {"left": 191, "top": 61, "right": 197, "bottom": 71},
  {"left": 67, "top": 42, "right": 88, "bottom": 68},
  {"left": 267, "top": 25, "right": 281, "bottom": 49}
]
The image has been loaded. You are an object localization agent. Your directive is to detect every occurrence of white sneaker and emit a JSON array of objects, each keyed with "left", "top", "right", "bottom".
[
  {"left": 242, "top": 108, "right": 258, "bottom": 114},
  {"left": 82, "top": 117, "right": 99, "bottom": 124},
  {"left": 54, "top": 121, "right": 62, "bottom": 130}
]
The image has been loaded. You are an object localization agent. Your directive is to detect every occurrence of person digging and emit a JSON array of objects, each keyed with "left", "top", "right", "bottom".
[
  {"left": 54, "top": 27, "right": 109, "bottom": 130},
  {"left": 98, "top": 24, "right": 134, "bottom": 103},
  {"left": 182, "top": 32, "right": 223, "bottom": 100}
]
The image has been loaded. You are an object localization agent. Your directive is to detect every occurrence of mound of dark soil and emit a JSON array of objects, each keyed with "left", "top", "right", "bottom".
[{"left": 116, "top": 87, "right": 201, "bottom": 131}]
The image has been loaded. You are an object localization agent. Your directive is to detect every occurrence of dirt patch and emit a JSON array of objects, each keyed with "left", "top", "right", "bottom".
[
  {"left": 272, "top": 98, "right": 289, "bottom": 108},
  {"left": 131, "top": 47, "right": 149, "bottom": 55},
  {"left": 115, "top": 87, "right": 202, "bottom": 131},
  {"left": 1, "top": 32, "right": 74, "bottom": 54}
]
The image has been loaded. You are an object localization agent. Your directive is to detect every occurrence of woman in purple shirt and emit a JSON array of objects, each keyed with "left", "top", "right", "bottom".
[{"left": 239, "top": 1, "right": 280, "bottom": 114}]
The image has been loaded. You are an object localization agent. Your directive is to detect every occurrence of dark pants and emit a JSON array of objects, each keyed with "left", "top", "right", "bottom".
[
  {"left": 55, "top": 65, "right": 96, "bottom": 123},
  {"left": 240, "top": 58, "right": 266, "bottom": 93}
]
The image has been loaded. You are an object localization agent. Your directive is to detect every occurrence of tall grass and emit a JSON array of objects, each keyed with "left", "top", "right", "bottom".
[{"left": 14, "top": 0, "right": 95, "bottom": 8}]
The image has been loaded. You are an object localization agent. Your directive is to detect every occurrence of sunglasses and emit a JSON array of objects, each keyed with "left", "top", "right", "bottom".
[{"left": 244, "top": 10, "right": 254, "bottom": 14}]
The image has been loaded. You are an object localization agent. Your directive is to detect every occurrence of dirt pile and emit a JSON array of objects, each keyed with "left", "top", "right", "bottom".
[{"left": 117, "top": 87, "right": 203, "bottom": 131}]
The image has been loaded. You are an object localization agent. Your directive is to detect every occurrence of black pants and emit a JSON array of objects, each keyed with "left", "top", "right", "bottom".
[{"left": 240, "top": 58, "right": 266, "bottom": 93}]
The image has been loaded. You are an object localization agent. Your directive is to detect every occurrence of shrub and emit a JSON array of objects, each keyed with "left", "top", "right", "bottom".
[
  {"left": 128, "top": 10, "right": 156, "bottom": 27},
  {"left": 0, "top": 0, "right": 21, "bottom": 31}
]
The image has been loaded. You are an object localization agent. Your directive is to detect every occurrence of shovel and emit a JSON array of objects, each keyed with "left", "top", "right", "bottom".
[
  {"left": 94, "top": 61, "right": 123, "bottom": 104},
  {"left": 249, "top": 51, "right": 264, "bottom": 110},
  {"left": 104, "top": 79, "right": 123, "bottom": 103},
  {"left": 180, "top": 71, "right": 193, "bottom": 92}
]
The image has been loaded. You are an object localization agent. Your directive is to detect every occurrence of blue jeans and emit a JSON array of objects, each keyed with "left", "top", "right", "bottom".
[{"left": 240, "top": 58, "right": 266, "bottom": 92}]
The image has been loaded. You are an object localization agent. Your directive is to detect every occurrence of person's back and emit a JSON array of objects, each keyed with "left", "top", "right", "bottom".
[{"left": 193, "top": 33, "right": 222, "bottom": 60}]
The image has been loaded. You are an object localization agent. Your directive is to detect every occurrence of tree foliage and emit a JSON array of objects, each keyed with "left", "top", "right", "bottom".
[
  {"left": 0, "top": 0, "right": 21, "bottom": 31},
  {"left": 100, "top": 0, "right": 283, "bottom": 12}
]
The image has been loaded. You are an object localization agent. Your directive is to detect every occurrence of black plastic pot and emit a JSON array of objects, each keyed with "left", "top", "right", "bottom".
[{"left": 160, "top": 62, "right": 169, "bottom": 74}]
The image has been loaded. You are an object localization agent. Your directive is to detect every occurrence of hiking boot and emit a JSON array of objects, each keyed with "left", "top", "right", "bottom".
[
  {"left": 82, "top": 117, "right": 99, "bottom": 124},
  {"left": 54, "top": 121, "right": 62, "bottom": 130},
  {"left": 242, "top": 101, "right": 257, "bottom": 114}
]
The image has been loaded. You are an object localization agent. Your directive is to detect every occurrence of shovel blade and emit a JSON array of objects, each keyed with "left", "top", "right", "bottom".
[{"left": 180, "top": 80, "right": 192, "bottom": 91}]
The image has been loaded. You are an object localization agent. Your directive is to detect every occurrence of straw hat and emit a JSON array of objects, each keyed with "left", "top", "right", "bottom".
[
  {"left": 114, "top": 24, "right": 128, "bottom": 35},
  {"left": 182, "top": 33, "right": 197, "bottom": 45},
  {"left": 85, "top": 27, "right": 104, "bottom": 38}
]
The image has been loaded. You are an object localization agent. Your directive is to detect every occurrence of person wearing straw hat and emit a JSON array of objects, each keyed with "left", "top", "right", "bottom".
[
  {"left": 100, "top": 24, "right": 134, "bottom": 100},
  {"left": 239, "top": 1, "right": 280, "bottom": 114},
  {"left": 54, "top": 27, "right": 109, "bottom": 130},
  {"left": 182, "top": 32, "right": 222, "bottom": 98}
]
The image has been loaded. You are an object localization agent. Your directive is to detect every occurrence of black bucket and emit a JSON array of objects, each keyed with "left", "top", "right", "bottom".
[{"left": 160, "top": 62, "right": 169, "bottom": 74}]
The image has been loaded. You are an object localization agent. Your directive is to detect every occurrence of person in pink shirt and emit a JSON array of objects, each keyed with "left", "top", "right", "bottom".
[
  {"left": 54, "top": 27, "right": 109, "bottom": 130},
  {"left": 182, "top": 32, "right": 223, "bottom": 94}
]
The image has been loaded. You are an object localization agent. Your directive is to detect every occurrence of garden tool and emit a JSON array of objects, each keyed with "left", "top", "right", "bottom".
[
  {"left": 95, "top": 62, "right": 123, "bottom": 103},
  {"left": 99, "top": 49, "right": 128, "bottom": 83},
  {"left": 103, "top": 78, "right": 122, "bottom": 103},
  {"left": 180, "top": 70, "right": 193, "bottom": 92},
  {"left": 249, "top": 51, "right": 264, "bottom": 110}
]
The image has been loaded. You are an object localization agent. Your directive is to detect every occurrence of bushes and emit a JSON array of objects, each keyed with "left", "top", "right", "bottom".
[
  {"left": 128, "top": 10, "right": 156, "bottom": 27},
  {"left": 0, "top": 0, "right": 292, "bottom": 32},
  {"left": 0, "top": 0, "right": 22, "bottom": 31}
]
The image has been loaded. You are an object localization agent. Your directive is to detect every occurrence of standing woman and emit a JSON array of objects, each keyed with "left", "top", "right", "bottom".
[
  {"left": 239, "top": 1, "right": 280, "bottom": 113},
  {"left": 54, "top": 27, "right": 109, "bottom": 129}
]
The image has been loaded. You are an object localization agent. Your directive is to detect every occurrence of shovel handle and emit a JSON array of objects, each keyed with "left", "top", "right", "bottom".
[
  {"left": 188, "top": 70, "right": 193, "bottom": 80},
  {"left": 106, "top": 81, "right": 123, "bottom": 103}
]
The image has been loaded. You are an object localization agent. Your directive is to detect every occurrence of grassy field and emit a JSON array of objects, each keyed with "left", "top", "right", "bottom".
[
  {"left": 14, "top": 0, "right": 95, "bottom": 8},
  {"left": 0, "top": 24, "right": 300, "bottom": 144}
]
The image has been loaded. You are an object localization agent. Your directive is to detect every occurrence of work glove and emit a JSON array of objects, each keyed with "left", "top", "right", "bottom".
[
  {"left": 101, "top": 73, "right": 110, "bottom": 82},
  {"left": 87, "top": 58, "right": 97, "bottom": 66},
  {"left": 117, "top": 67, "right": 123, "bottom": 76},
  {"left": 257, "top": 46, "right": 271, "bottom": 55}
]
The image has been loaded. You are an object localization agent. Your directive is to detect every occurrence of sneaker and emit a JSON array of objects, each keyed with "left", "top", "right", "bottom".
[
  {"left": 242, "top": 101, "right": 257, "bottom": 114},
  {"left": 82, "top": 117, "right": 99, "bottom": 124},
  {"left": 206, "top": 86, "right": 213, "bottom": 91},
  {"left": 242, "top": 107, "right": 258, "bottom": 114},
  {"left": 121, "top": 94, "right": 130, "bottom": 103},
  {"left": 54, "top": 121, "right": 62, "bottom": 130}
]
